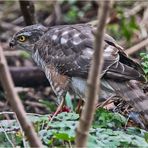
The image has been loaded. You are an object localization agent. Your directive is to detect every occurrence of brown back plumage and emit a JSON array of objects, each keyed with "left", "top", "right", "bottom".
[{"left": 10, "top": 23, "right": 148, "bottom": 124}]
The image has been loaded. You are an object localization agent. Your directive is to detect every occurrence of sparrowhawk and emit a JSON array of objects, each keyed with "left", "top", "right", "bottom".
[{"left": 9, "top": 23, "right": 148, "bottom": 122}]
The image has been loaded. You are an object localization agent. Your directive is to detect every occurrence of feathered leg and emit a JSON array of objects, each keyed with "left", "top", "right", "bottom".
[
  {"left": 76, "top": 99, "right": 84, "bottom": 113},
  {"left": 49, "top": 97, "right": 65, "bottom": 122}
]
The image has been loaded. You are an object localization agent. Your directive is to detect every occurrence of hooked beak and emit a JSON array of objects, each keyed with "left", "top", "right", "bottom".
[{"left": 9, "top": 39, "right": 16, "bottom": 48}]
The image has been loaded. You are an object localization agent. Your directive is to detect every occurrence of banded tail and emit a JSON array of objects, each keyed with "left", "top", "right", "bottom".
[{"left": 101, "top": 79, "right": 148, "bottom": 126}]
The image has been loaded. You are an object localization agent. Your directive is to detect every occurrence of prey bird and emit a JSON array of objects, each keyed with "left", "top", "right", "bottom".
[{"left": 9, "top": 23, "right": 148, "bottom": 123}]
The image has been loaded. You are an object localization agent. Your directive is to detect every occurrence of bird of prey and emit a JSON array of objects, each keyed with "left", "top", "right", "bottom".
[{"left": 9, "top": 23, "right": 148, "bottom": 123}]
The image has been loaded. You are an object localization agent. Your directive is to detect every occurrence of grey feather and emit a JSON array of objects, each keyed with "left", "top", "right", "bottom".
[{"left": 10, "top": 23, "right": 148, "bottom": 122}]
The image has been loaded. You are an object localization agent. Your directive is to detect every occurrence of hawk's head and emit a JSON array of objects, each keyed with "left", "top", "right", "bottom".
[{"left": 9, "top": 24, "right": 47, "bottom": 52}]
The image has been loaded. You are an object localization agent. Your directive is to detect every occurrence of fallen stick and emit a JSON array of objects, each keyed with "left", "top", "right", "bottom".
[
  {"left": 125, "top": 38, "right": 148, "bottom": 55},
  {"left": 9, "top": 66, "right": 49, "bottom": 87},
  {"left": 0, "top": 67, "right": 49, "bottom": 88}
]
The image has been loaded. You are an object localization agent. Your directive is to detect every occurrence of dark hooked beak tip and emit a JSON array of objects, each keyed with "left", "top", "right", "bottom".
[{"left": 9, "top": 40, "right": 15, "bottom": 48}]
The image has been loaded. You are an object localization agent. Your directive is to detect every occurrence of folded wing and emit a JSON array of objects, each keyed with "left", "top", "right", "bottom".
[{"left": 34, "top": 23, "right": 145, "bottom": 82}]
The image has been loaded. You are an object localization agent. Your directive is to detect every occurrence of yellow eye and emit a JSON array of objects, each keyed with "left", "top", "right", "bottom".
[{"left": 18, "top": 35, "right": 26, "bottom": 42}]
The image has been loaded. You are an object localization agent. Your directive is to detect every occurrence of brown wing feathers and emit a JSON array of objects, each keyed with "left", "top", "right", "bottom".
[{"left": 33, "top": 24, "right": 147, "bottom": 122}]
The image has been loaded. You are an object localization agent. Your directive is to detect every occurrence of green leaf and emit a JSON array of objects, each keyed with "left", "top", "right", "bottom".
[
  {"left": 20, "top": 51, "right": 31, "bottom": 59},
  {"left": 1, "top": 112, "right": 148, "bottom": 147},
  {"left": 144, "top": 133, "right": 148, "bottom": 143},
  {"left": 54, "top": 112, "right": 79, "bottom": 121},
  {"left": 65, "top": 92, "right": 73, "bottom": 111},
  {"left": 54, "top": 133, "right": 74, "bottom": 141},
  {"left": 93, "top": 108, "right": 126, "bottom": 128}
]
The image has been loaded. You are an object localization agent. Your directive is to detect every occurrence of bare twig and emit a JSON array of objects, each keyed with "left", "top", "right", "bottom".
[
  {"left": 0, "top": 101, "right": 5, "bottom": 107},
  {"left": 75, "top": 1, "right": 113, "bottom": 147},
  {"left": 0, "top": 22, "right": 22, "bottom": 32},
  {"left": 96, "top": 95, "right": 116, "bottom": 108},
  {"left": 0, "top": 111, "right": 47, "bottom": 117},
  {"left": 25, "top": 100, "right": 46, "bottom": 108},
  {"left": 54, "top": 1, "right": 62, "bottom": 25},
  {"left": 124, "top": 2, "right": 146, "bottom": 18},
  {"left": 14, "top": 113, "right": 27, "bottom": 148},
  {"left": 4, "top": 50, "right": 24, "bottom": 57},
  {"left": 19, "top": 0, "right": 37, "bottom": 25},
  {"left": 0, "top": 45, "right": 42, "bottom": 147},
  {"left": 125, "top": 38, "right": 148, "bottom": 55}
]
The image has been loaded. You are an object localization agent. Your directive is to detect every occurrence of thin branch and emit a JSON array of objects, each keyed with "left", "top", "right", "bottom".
[
  {"left": 0, "top": 111, "right": 47, "bottom": 117},
  {"left": 4, "top": 50, "right": 24, "bottom": 56},
  {"left": 0, "top": 45, "right": 42, "bottom": 147},
  {"left": 0, "top": 22, "right": 22, "bottom": 32},
  {"left": 125, "top": 38, "right": 148, "bottom": 55},
  {"left": 75, "top": 1, "right": 113, "bottom": 147},
  {"left": 54, "top": 1, "right": 62, "bottom": 25},
  {"left": 14, "top": 113, "right": 27, "bottom": 148},
  {"left": 19, "top": 0, "right": 37, "bottom": 25},
  {"left": 124, "top": 2, "right": 146, "bottom": 18}
]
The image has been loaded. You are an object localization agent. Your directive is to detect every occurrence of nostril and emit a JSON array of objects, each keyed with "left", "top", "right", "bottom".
[
  {"left": 9, "top": 40, "right": 15, "bottom": 48},
  {"left": 9, "top": 42, "right": 13, "bottom": 48}
]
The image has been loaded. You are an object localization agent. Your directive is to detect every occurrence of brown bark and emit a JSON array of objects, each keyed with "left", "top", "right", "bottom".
[
  {"left": 9, "top": 67, "right": 49, "bottom": 87},
  {"left": 19, "top": 0, "right": 37, "bottom": 25},
  {"left": 75, "top": 1, "right": 113, "bottom": 147},
  {"left": 0, "top": 45, "right": 42, "bottom": 147},
  {"left": 0, "top": 67, "right": 49, "bottom": 89}
]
